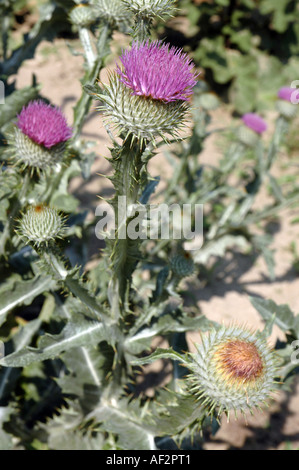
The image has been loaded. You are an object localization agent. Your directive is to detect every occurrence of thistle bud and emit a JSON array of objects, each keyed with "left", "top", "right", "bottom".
[
  {"left": 17, "top": 204, "right": 66, "bottom": 247},
  {"left": 10, "top": 100, "right": 72, "bottom": 171},
  {"left": 69, "top": 4, "right": 95, "bottom": 27},
  {"left": 170, "top": 252, "right": 195, "bottom": 278},
  {"left": 91, "top": 0, "right": 132, "bottom": 29},
  {"left": 121, "top": 0, "right": 177, "bottom": 22},
  {"left": 186, "top": 325, "right": 277, "bottom": 418}
]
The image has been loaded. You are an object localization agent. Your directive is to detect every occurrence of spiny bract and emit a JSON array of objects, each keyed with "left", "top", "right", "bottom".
[
  {"left": 121, "top": 0, "right": 177, "bottom": 21},
  {"left": 17, "top": 204, "right": 66, "bottom": 247},
  {"left": 91, "top": 0, "right": 132, "bottom": 29},
  {"left": 12, "top": 127, "right": 67, "bottom": 170},
  {"left": 69, "top": 4, "right": 95, "bottom": 27},
  {"left": 170, "top": 252, "right": 195, "bottom": 278},
  {"left": 97, "top": 74, "right": 190, "bottom": 143}
]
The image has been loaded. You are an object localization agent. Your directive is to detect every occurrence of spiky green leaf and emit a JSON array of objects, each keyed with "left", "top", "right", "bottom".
[
  {"left": 0, "top": 275, "right": 56, "bottom": 327},
  {"left": 0, "top": 316, "right": 115, "bottom": 367}
]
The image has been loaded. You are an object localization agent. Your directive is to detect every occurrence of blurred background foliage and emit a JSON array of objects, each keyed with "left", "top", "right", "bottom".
[{"left": 157, "top": 0, "right": 299, "bottom": 114}]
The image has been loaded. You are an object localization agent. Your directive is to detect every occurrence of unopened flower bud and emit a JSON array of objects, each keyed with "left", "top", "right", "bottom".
[
  {"left": 92, "top": 0, "right": 132, "bottom": 29},
  {"left": 121, "top": 0, "right": 177, "bottom": 22},
  {"left": 17, "top": 204, "right": 66, "bottom": 247},
  {"left": 170, "top": 252, "right": 194, "bottom": 278},
  {"left": 69, "top": 4, "right": 95, "bottom": 27}
]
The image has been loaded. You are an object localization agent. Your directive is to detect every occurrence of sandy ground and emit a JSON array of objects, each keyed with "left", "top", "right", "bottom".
[{"left": 12, "top": 34, "right": 299, "bottom": 450}]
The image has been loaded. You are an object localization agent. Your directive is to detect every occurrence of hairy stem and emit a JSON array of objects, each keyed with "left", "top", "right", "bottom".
[
  {"left": 107, "top": 135, "right": 149, "bottom": 319},
  {"left": 73, "top": 24, "right": 111, "bottom": 141},
  {"left": 79, "top": 27, "right": 96, "bottom": 69}
]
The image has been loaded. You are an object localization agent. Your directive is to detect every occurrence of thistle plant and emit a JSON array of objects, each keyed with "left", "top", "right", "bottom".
[
  {"left": 0, "top": 0, "right": 299, "bottom": 452},
  {"left": 90, "top": 38, "right": 198, "bottom": 316}
]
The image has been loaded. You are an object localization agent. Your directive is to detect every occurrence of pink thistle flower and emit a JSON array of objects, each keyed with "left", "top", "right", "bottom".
[
  {"left": 277, "top": 87, "right": 299, "bottom": 103},
  {"left": 17, "top": 100, "right": 72, "bottom": 148},
  {"left": 242, "top": 113, "right": 267, "bottom": 134},
  {"left": 116, "top": 40, "right": 198, "bottom": 103}
]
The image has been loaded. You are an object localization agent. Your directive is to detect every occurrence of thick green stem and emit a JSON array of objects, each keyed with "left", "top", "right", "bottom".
[
  {"left": 72, "top": 24, "right": 111, "bottom": 141},
  {"left": 132, "top": 16, "right": 152, "bottom": 42},
  {"left": 107, "top": 135, "right": 148, "bottom": 319},
  {"left": 266, "top": 116, "right": 288, "bottom": 171},
  {"left": 79, "top": 27, "right": 95, "bottom": 69}
]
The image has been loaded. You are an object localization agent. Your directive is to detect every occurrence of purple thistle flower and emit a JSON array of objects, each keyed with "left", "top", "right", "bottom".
[
  {"left": 277, "top": 86, "right": 299, "bottom": 103},
  {"left": 242, "top": 113, "right": 267, "bottom": 134},
  {"left": 116, "top": 40, "right": 198, "bottom": 103},
  {"left": 17, "top": 100, "right": 72, "bottom": 148}
]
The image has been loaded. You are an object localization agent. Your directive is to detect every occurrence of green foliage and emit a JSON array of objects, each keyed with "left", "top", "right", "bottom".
[
  {"left": 171, "top": 0, "right": 299, "bottom": 112},
  {"left": 0, "top": 0, "right": 298, "bottom": 452}
]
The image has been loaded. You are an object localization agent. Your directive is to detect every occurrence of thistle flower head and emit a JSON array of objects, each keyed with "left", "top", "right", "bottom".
[
  {"left": 17, "top": 100, "right": 72, "bottom": 149},
  {"left": 97, "top": 73, "right": 190, "bottom": 143},
  {"left": 277, "top": 87, "right": 298, "bottom": 103},
  {"left": 186, "top": 325, "right": 277, "bottom": 419},
  {"left": 8, "top": 101, "right": 72, "bottom": 171},
  {"left": 17, "top": 204, "right": 66, "bottom": 247},
  {"left": 117, "top": 40, "right": 198, "bottom": 103},
  {"left": 242, "top": 113, "right": 267, "bottom": 134},
  {"left": 276, "top": 87, "right": 298, "bottom": 119}
]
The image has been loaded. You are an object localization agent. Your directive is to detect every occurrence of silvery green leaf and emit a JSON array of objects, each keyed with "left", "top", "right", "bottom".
[
  {"left": 0, "top": 316, "right": 113, "bottom": 367},
  {"left": 250, "top": 296, "right": 297, "bottom": 334},
  {"left": 49, "top": 159, "right": 82, "bottom": 212},
  {"left": 131, "top": 347, "right": 187, "bottom": 366},
  {"left": 0, "top": 275, "right": 56, "bottom": 327},
  {"left": 125, "top": 313, "right": 214, "bottom": 356},
  {"left": 0, "top": 406, "right": 14, "bottom": 450},
  {"left": 87, "top": 398, "right": 157, "bottom": 450},
  {"left": 0, "top": 317, "right": 42, "bottom": 402},
  {"left": 193, "top": 235, "right": 251, "bottom": 264},
  {"left": 43, "top": 402, "right": 105, "bottom": 450}
]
